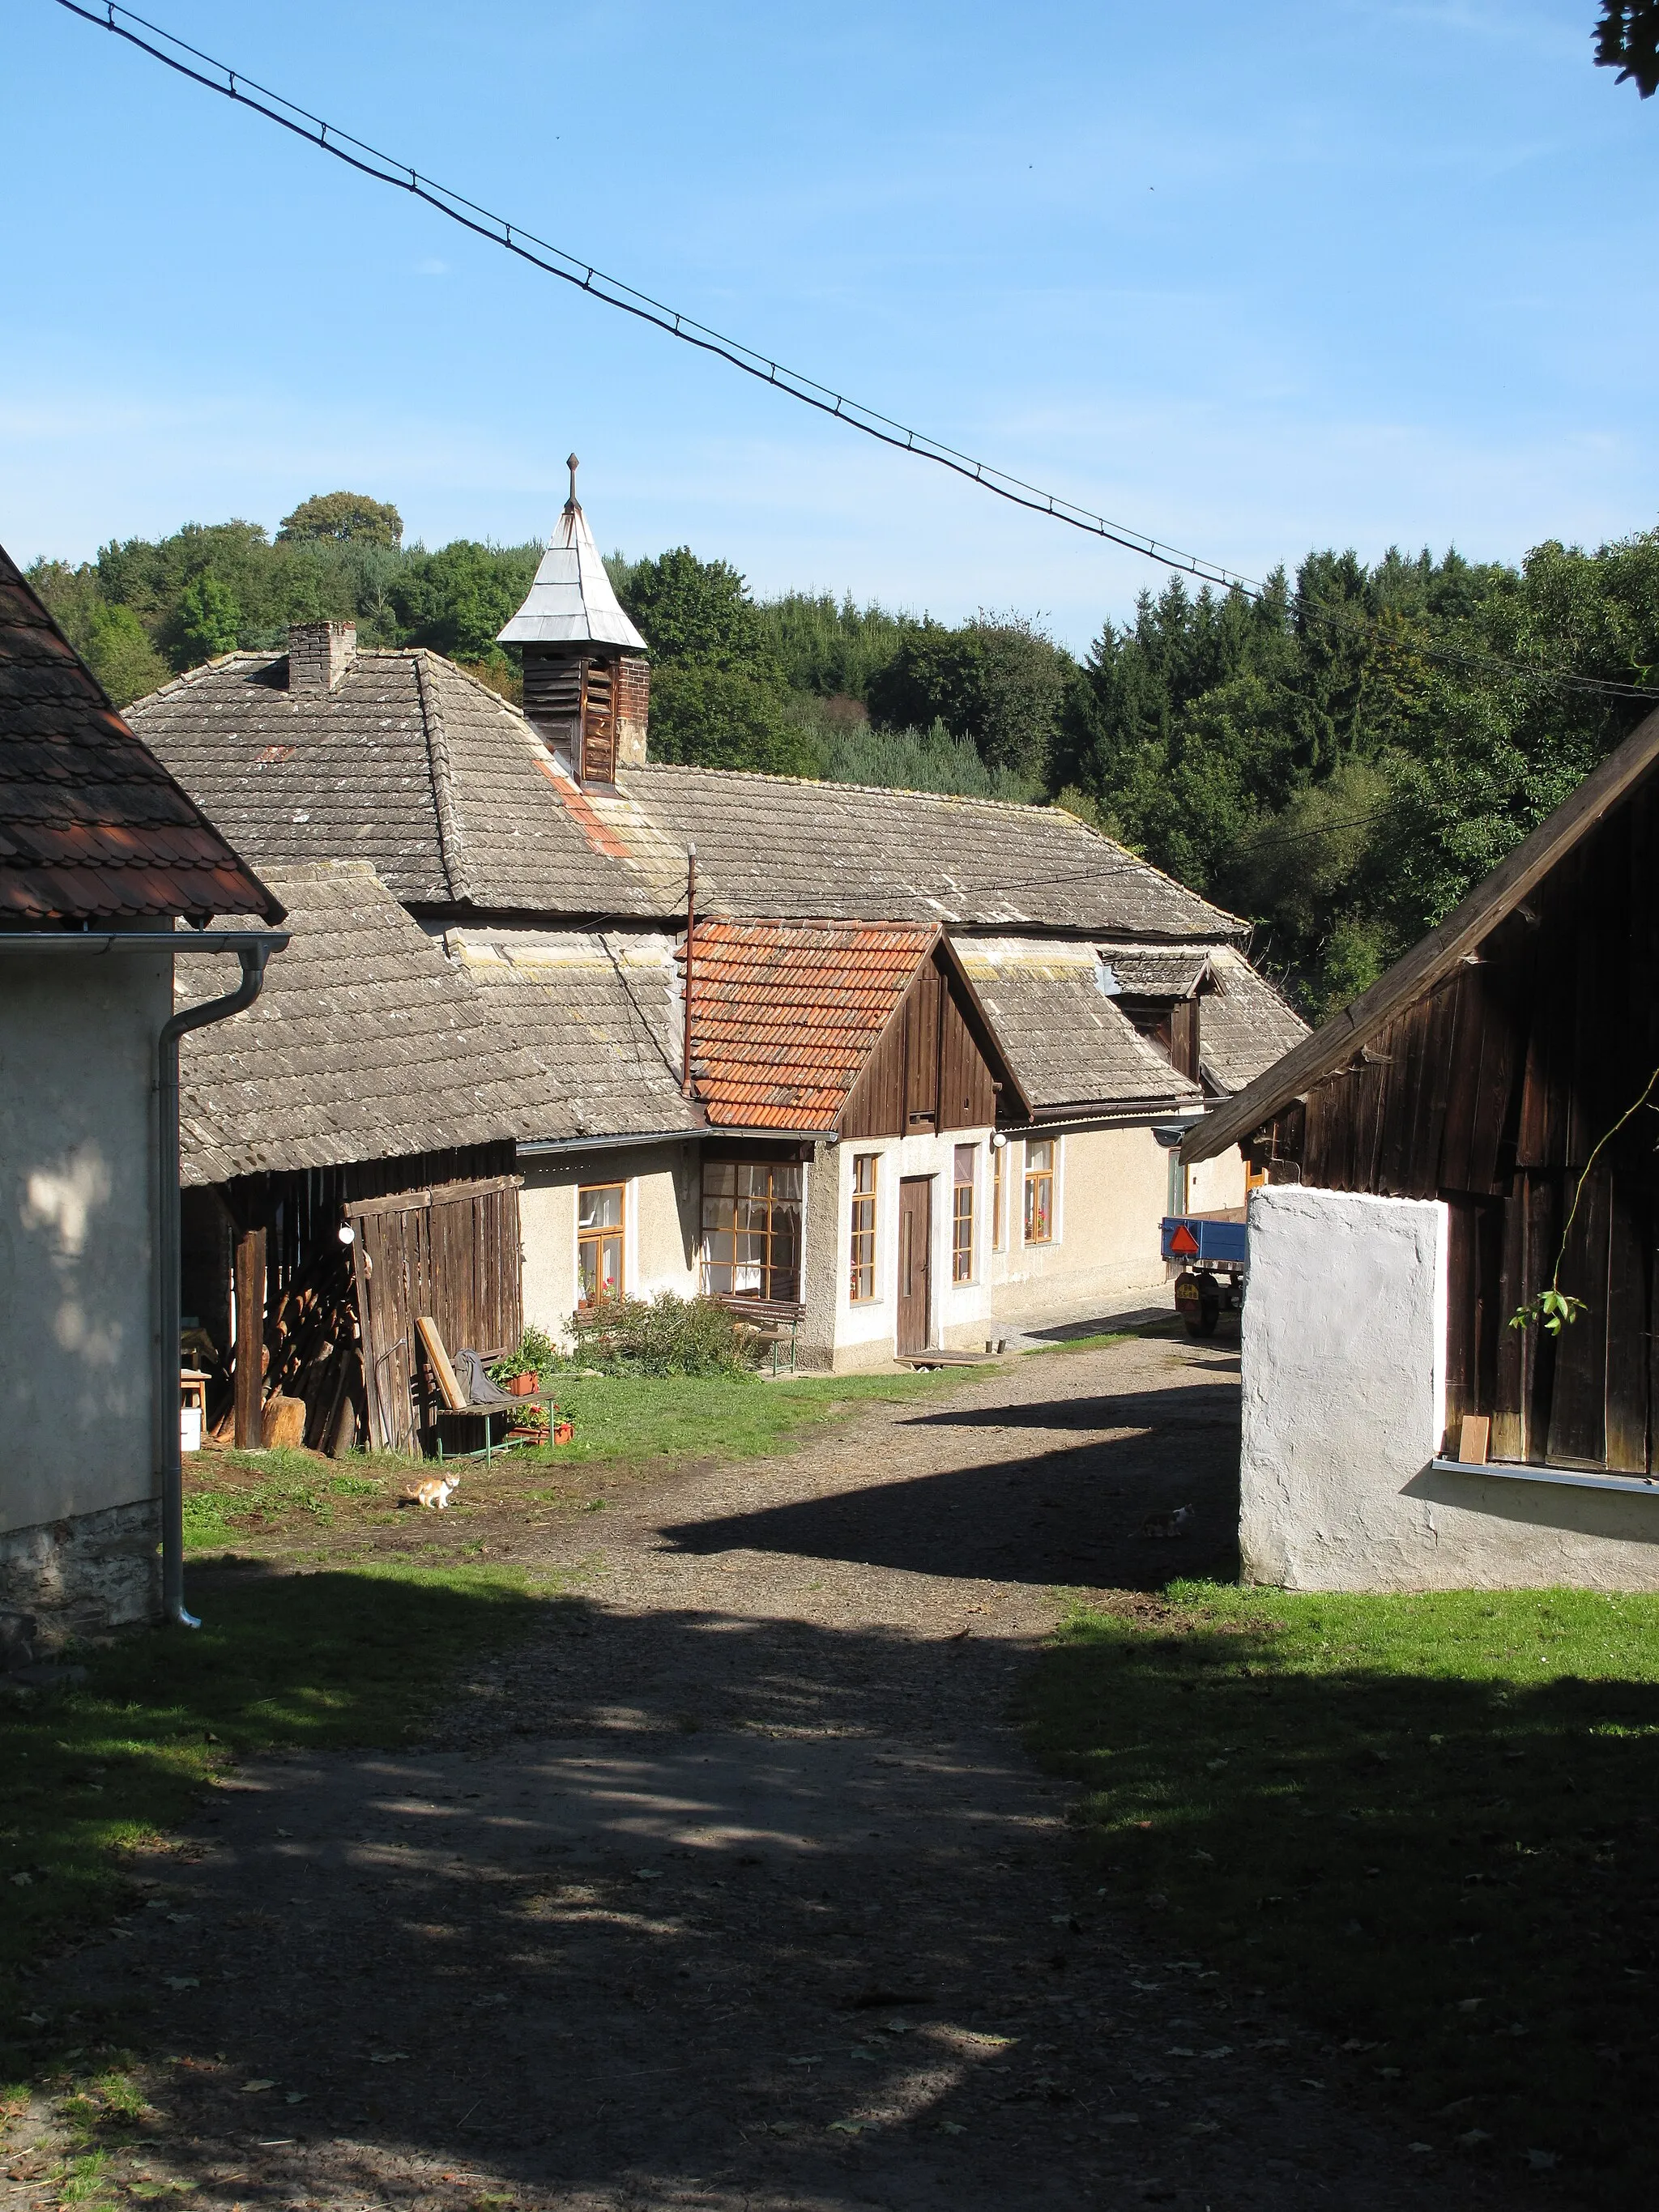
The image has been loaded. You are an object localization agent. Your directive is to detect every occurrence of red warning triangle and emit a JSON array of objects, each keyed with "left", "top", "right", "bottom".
[{"left": 1169, "top": 1222, "right": 1200, "bottom": 1257}]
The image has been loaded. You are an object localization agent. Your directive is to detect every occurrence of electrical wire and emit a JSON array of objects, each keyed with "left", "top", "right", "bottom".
[{"left": 51, "top": 0, "right": 1659, "bottom": 711}]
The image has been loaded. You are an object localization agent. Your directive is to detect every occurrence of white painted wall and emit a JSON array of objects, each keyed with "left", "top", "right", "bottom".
[
  {"left": 518, "top": 1141, "right": 702, "bottom": 1345},
  {"left": 0, "top": 951, "right": 167, "bottom": 1536},
  {"left": 1240, "top": 1183, "right": 1659, "bottom": 1591}
]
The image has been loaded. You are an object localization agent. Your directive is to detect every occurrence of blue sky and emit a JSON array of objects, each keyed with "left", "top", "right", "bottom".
[{"left": 3, "top": 0, "right": 1656, "bottom": 650}]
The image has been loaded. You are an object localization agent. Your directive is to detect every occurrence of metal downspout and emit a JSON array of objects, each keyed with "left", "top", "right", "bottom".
[{"left": 156, "top": 944, "right": 280, "bottom": 1626}]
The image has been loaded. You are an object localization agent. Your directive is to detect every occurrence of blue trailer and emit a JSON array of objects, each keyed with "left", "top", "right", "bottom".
[{"left": 1160, "top": 1208, "right": 1247, "bottom": 1335}]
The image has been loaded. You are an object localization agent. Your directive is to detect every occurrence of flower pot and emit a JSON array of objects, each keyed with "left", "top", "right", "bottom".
[
  {"left": 506, "top": 1371, "right": 538, "bottom": 1396},
  {"left": 552, "top": 1419, "right": 574, "bottom": 1446}
]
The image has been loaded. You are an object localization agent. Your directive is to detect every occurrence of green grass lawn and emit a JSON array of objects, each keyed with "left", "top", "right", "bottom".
[
  {"left": 180, "top": 1364, "right": 1003, "bottom": 1552},
  {"left": 0, "top": 1561, "right": 546, "bottom": 2070},
  {"left": 1026, "top": 1581, "right": 1659, "bottom": 2200}
]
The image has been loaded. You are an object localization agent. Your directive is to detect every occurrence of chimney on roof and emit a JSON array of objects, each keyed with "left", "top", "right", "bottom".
[
  {"left": 288, "top": 620, "right": 357, "bottom": 693},
  {"left": 494, "top": 456, "right": 650, "bottom": 785}
]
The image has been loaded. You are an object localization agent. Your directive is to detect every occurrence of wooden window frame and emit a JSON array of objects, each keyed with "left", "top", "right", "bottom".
[
  {"left": 850, "top": 1153, "right": 879, "bottom": 1303},
  {"left": 701, "top": 1157, "right": 804, "bottom": 1305},
  {"left": 952, "top": 1144, "right": 976, "bottom": 1284},
  {"left": 577, "top": 1180, "right": 626, "bottom": 1306},
  {"left": 1023, "top": 1140, "right": 1055, "bottom": 1246}
]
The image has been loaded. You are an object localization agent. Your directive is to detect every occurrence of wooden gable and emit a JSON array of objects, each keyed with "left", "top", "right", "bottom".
[{"left": 840, "top": 941, "right": 1012, "bottom": 1139}]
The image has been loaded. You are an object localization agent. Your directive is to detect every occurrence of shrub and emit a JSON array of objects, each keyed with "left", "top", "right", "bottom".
[
  {"left": 488, "top": 1323, "right": 561, "bottom": 1387},
  {"left": 566, "top": 1293, "right": 765, "bottom": 1378}
]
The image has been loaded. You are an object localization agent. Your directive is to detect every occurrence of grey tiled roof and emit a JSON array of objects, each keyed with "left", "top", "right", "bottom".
[
  {"left": 956, "top": 938, "right": 1201, "bottom": 1115},
  {"left": 1198, "top": 947, "right": 1310, "bottom": 1097},
  {"left": 608, "top": 765, "right": 1243, "bottom": 937},
  {"left": 444, "top": 927, "right": 700, "bottom": 1139},
  {"left": 129, "top": 647, "right": 1245, "bottom": 940},
  {"left": 176, "top": 861, "right": 580, "bottom": 1185},
  {"left": 128, "top": 650, "right": 664, "bottom": 918}
]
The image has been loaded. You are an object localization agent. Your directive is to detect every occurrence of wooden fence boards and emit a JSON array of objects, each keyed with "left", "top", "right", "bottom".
[{"left": 349, "top": 1174, "right": 522, "bottom": 1455}]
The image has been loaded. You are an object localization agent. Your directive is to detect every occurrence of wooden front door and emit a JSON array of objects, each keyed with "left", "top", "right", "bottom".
[{"left": 897, "top": 1176, "right": 932, "bottom": 1356}]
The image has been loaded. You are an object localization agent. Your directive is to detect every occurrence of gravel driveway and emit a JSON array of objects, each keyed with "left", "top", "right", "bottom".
[{"left": 23, "top": 1330, "right": 1494, "bottom": 2211}]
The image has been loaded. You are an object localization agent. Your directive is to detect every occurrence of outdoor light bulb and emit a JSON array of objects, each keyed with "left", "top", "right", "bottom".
[{"left": 338, "top": 1224, "right": 356, "bottom": 1245}]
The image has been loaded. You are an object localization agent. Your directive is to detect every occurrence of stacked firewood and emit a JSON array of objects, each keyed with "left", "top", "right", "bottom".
[{"left": 211, "top": 1242, "right": 367, "bottom": 1455}]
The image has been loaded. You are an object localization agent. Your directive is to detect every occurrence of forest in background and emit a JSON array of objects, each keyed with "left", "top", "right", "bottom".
[{"left": 27, "top": 489, "right": 1659, "bottom": 1017}]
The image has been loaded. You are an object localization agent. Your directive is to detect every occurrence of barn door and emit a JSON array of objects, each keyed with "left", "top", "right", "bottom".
[
  {"left": 897, "top": 1176, "right": 932, "bottom": 1357},
  {"left": 348, "top": 1175, "right": 523, "bottom": 1454}
]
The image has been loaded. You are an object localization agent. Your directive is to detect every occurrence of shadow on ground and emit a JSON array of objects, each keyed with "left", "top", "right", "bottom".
[
  {"left": 28, "top": 1575, "right": 1484, "bottom": 2212},
  {"left": 657, "top": 1377, "right": 1243, "bottom": 1589}
]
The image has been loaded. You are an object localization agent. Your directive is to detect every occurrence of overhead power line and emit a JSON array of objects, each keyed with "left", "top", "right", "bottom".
[{"left": 50, "top": 0, "right": 1659, "bottom": 708}]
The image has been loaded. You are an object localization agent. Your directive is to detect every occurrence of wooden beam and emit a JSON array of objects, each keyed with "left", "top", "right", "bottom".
[{"left": 232, "top": 1223, "right": 267, "bottom": 1450}]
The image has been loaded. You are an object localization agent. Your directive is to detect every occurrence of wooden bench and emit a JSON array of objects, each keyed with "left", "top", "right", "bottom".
[{"left": 415, "top": 1315, "right": 555, "bottom": 1465}]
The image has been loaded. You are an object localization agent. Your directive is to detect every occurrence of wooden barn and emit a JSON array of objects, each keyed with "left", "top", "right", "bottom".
[
  {"left": 1185, "top": 710, "right": 1659, "bottom": 1588},
  {"left": 177, "top": 862, "right": 561, "bottom": 1455}
]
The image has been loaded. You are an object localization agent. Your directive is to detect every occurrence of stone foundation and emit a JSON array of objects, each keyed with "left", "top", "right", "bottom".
[{"left": 0, "top": 1496, "right": 161, "bottom": 1647}]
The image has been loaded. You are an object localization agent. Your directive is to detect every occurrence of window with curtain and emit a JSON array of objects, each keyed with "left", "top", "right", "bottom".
[
  {"left": 850, "top": 1154, "right": 878, "bottom": 1302},
  {"left": 701, "top": 1159, "right": 804, "bottom": 1303},
  {"left": 578, "top": 1183, "right": 625, "bottom": 1304},
  {"left": 952, "top": 1144, "right": 976, "bottom": 1283},
  {"left": 1023, "top": 1139, "right": 1055, "bottom": 1244}
]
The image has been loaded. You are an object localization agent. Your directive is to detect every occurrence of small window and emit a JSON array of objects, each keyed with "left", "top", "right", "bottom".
[
  {"left": 1023, "top": 1140, "right": 1054, "bottom": 1245},
  {"left": 850, "top": 1154, "right": 878, "bottom": 1302},
  {"left": 952, "top": 1144, "right": 976, "bottom": 1284},
  {"left": 701, "top": 1158, "right": 803, "bottom": 1303},
  {"left": 992, "top": 1142, "right": 1004, "bottom": 1250},
  {"left": 578, "top": 1182, "right": 625, "bottom": 1304}
]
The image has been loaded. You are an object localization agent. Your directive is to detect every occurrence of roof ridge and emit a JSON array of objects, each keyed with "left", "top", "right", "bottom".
[{"left": 414, "top": 650, "right": 473, "bottom": 906}]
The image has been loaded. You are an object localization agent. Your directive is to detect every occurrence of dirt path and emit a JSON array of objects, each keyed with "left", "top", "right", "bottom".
[{"left": 26, "top": 1332, "right": 1491, "bottom": 2211}]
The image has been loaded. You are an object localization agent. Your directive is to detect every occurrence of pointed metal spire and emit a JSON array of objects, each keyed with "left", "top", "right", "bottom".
[{"left": 496, "top": 456, "right": 646, "bottom": 650}]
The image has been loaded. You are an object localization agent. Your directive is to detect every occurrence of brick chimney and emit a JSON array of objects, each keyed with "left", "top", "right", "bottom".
[
  {"left": 616, "top": 654, "right": 650, "bottom": 768},
  {"left": 288, "top": 620, "right": 357, "bottom": 693}
]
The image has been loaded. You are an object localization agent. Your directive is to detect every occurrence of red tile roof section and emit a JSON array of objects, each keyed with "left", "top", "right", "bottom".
[
  {"left": 0, "top": 546, "right": 279, "bottom": 924},
  {"left": 685, "top": 918, "right": 936, "bottom": 1128}
]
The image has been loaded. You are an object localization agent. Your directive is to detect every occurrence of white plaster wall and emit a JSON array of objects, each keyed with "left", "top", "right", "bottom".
[
  {"left": 518, "top": 1141, "right": 702, "bottom": 1345},
  {"left": 1186, "top": 1142, "right": 1247, "bottom": 1217},
  {"left": 1240, "top": 1183, "right": 1659, "bottom": 1591},
  {"left": 817, "top": 1121, "right": 1175, "bottom": 1370},
  {"left": 0, "top": 953, "right": 167, "bottom": 1536}
]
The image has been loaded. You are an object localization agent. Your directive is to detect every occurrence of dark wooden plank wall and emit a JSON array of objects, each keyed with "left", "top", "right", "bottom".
[
  {"left": 1261, "top": 782, "right": 1659, "bottom": 1473},
  {"left": 184, "top": 1144, "right": 518, "bottom": 1455},
  {"left": 350, "top": 1174, "right": 524, "bottom": 1455},
  {"left": 841, "top": 950, "right": 1000, "bottom": 1138}
]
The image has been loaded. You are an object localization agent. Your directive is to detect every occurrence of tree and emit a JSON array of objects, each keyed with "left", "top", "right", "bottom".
[
  {"left": 865, "top": 616, "right": 1073, "bottom": 777},
  {"left": 277, "top": 491, "right": 404, "bottom": 546},
  {"left": 1597, "top": 2, "right": 1659, "bottom": 95},
  {"left": 617, "top": 548, "right": 774, "bottom": 672},
  {"left": 390, "top": 540, "right": 539, "bottom": 662},
  {"left": 174, "top": 572, "right": 242, "bottom": 666},
  {"left": 83, "top": 603, "right": 170, "bottom": 707},
  {"left": 645, "top": 664, "right": 814, "bottom": 775}
]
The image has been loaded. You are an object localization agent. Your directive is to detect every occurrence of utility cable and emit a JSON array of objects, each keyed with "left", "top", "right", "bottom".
[{"left": 50, "top": 0, "right": 1659, "bottom": 707}]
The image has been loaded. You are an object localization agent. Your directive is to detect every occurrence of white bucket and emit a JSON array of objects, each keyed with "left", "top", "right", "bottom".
[{"left": 181, "top": 1404, "right": 203, "bottom": 1455}]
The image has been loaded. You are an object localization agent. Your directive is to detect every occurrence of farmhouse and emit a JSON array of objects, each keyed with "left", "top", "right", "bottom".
[
  {"left": 1183, "top": 705, "right": 1659, "bottom": 1591},
  {"left": 0, "top": 545, "right": 281, "bottom": 1643},
  {"left": 130, "top": 479, "right": 1304, "bottom": 1383}
]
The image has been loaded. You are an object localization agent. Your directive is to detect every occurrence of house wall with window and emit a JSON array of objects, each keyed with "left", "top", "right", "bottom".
[
  {"left": 518, "top": 1143, "right": 701, "bottom": 1343},
  {"left": 983, "top": 1124, "right": 1172, "bottom": 1329}
]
